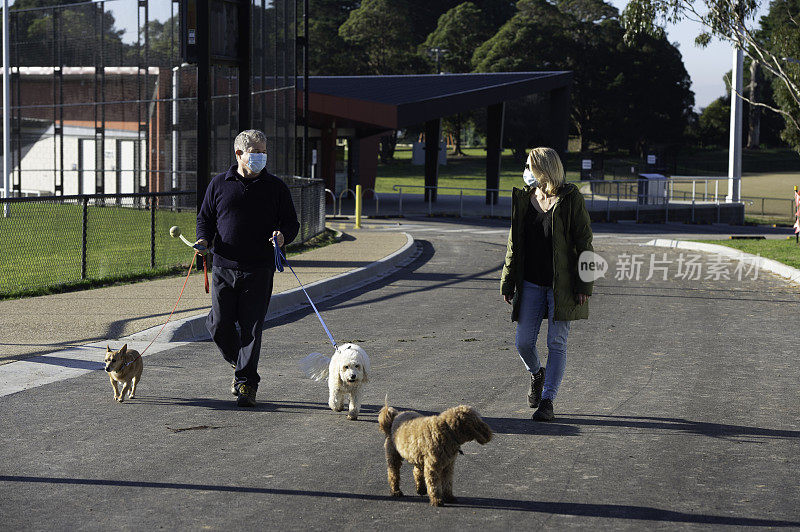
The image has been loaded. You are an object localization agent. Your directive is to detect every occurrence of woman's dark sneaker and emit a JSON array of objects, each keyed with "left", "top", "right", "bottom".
[
  {"left": 528, "top": 367, "right": 546, "bottom": 408},
  {"left": 231, "top": 377, "right": 239, "bottom": 396},
  {"left": 532, "top": 399, "right": 554, "bottom": 421},
  {"left": 237, "top": 385, "right": 257, "bottom": 407}
]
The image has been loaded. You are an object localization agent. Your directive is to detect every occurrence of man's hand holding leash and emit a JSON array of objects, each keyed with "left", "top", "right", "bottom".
[
  {"left": 271, "top": 231, "right": 284, "bottom": 248},
  {"left": 193, "top": 238, "right": 209, "bottom": 255}
]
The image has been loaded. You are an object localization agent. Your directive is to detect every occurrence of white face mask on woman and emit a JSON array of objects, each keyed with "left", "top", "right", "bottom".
[{"left": 523, "top": 167, "right": 538, "bottom": 187}]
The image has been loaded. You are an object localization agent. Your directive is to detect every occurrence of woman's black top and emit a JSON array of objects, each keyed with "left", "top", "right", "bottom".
[{"left": 523, "top": 203, "right": 553, "bottom": 287}]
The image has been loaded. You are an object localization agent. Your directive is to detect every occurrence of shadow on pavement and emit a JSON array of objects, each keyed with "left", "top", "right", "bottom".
[
  {"left": 482, "top": 413, "right": 800, "bottom": 441},
  {"left": 1, "top": 475, "right": 797, "bottom": 527},
  {"left": 449, "top": 495, "right": 800, "bottom": 526},
  {"left": 483, "top": 416, "right": 581, "bottom": 436},
  {"left": 554, "top": 414, "right": 800, "bottom": 441}
]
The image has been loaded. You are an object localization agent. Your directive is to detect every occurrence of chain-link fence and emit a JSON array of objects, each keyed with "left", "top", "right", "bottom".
[
  {"left": 284, "top": 176, "right": 325, "bottom": 244},
  {"left": 1, "top": 191, "right": 196, "bottom": 297},
  {"left": 0, "top": 178, "right": 324, "bottom": 298}
]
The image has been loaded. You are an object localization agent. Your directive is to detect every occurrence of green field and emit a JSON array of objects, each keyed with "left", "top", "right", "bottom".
[
  {"left": 0, "top": 202, "right": 198, "bottom": 298},
  {"left": 375, "top": 147, "right": 584, "bottom": 197},
  {"left": 693, "top": 238, "right": 800, "bottom": 270},
  {"left": 376, "top": 147, "right": 800, "bottom": 199}
]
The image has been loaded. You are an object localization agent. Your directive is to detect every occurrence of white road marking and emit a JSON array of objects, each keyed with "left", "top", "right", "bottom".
[{"left": 0, "top": 341, "right": 189, "bottom": 398}]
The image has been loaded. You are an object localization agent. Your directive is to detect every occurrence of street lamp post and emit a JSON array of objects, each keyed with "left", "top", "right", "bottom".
[
  {"left": 727, "top": 41, "right": 743, "bottom": 204},
  {"left": 427, "top": 47, "right": 448, "bottom": 74}
]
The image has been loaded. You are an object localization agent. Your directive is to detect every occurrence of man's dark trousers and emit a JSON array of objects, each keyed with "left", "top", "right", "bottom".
[{"left": 206, "top": 265, "right": 274, "bottom": 389}]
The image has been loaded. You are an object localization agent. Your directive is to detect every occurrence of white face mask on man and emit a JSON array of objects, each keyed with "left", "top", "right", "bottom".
[
  {"left": 245, "top": 152, "right": 267, "bottom": 174},
  {"left": 523, "top": 167, "right": 538, "bottom": 187}
]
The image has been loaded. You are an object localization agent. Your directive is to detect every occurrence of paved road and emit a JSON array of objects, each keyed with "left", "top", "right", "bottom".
[{"left": 2, "top": 219, "right": 799, "bottom": 530}]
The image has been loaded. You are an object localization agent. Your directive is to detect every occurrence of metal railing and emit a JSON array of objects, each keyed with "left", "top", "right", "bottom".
[
  {"left": 582, "top": 177, "right": 795, "bottom": 221},
  {"left": 391, "top": 185, "right": 512, "bottom": 217},
  {"left": 330, "top": 187, "right": 381, "bottom": 217}
]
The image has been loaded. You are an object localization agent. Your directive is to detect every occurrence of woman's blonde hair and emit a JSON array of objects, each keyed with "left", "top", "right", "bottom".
[{"left": 527, "top": 147, "right": 565, "bottom": 196}]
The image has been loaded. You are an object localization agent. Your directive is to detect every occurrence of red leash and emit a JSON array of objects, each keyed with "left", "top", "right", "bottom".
[{"left": 138, "top": 250, "right": 203, "bottom": 357}]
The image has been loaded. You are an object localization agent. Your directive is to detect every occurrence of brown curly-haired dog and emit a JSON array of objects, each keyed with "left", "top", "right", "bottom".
[{"left": 378, "top": 402, "right": 493, "bottom": 506}]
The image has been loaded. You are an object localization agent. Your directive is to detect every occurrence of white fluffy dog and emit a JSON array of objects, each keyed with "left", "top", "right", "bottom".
[{"left": 299, "top": 343, "right": 370, "bottom": 420}]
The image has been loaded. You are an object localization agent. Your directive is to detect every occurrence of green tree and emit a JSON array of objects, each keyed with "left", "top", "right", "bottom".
[
  {"left": 12, "top": 0, "right": 127, "bottom": 67},
  {"left": 694, "top": 63, "right": 785, "bottom": 148},
  {"left": 698, "top": 98, "right": 730, "bottom": 147},
  {"left": 758, "top": 0, "right": 800, "bottom": 151},
  {"left": 609, "top": 31, "right": 695, "bottom": 154},
  {"left": 622, "top": 0, "right": 800, "bottom": 153},
  {"left": 339, "top": 0, "right": 423, "bottom": 75},
  {"left": 423, "top": 2, "right": 498, "bottom": 73},
  {"left": 306, "top": 0, "right": 362, "bottom": 75},
  {"left": 473, "top": 0, "right": 693, "bottom": 155}
]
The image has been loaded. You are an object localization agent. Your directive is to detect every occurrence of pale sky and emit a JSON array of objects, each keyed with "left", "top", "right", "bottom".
[{"left": 10, "top": 0, "right": 771, "bottom": 110}]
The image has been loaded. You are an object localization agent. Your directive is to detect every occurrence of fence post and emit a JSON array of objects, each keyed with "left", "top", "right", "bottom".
[
  {"left": 459, "top": 189, "right": 463, "bottom": 218},
  {"left": 300, "top": 185, "right": 306, "bottom": 242},
  {"left": 761, "top": 197, "right": 764, "bottom": 216},
  {"left": 150, "top": 196, "right": 156, "bottom": 269},
  {"left": 81, "top": 196, "right": 88, "bottom": 280},
  {"left": 399, "top": 188, "right": 403, "bottom": 216}
]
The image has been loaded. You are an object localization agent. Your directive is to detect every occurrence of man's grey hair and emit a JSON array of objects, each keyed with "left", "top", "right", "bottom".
[{"left": 234, "top": 129, "right": 267, "bottom": 152}]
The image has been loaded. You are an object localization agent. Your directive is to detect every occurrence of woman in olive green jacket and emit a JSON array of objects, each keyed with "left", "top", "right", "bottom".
[{"left": 500, "top": 147, "right": 593, "bottom": 421}]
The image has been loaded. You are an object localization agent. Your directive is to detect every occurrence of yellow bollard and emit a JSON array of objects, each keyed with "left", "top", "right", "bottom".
[{"left": 355, "top": 184, "right": 362, "bottom": 229}]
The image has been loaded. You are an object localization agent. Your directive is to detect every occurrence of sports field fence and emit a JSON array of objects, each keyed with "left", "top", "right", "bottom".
[{"left": 0, "top": 177, "right": 324, "bottom": 297}]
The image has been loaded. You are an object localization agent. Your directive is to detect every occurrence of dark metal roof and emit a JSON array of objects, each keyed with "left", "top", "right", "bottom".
[{"left": 302, "top": 71, "right": 572, "bottom": 131}]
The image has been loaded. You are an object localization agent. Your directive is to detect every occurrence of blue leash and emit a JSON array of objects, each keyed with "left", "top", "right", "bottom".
[{"left": 273, "top": 238, "right": 338, "bottom": 349}]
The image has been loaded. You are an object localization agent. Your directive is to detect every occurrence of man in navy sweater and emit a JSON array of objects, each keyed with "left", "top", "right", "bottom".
[{"left": 196, "top": 129, "right": 300, "bottom": 407}]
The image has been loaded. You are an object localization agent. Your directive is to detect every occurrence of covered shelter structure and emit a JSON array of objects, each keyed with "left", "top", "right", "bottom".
[{"left": 300, "top": 71, "right": 572, "bottom": 203}]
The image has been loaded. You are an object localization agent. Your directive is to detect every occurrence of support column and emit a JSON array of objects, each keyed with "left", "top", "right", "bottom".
[
  {"left": 424, "top": 118, "right": 440, "bottom": 202},
  {"left": 548, "top": 86, "right": 570, "bottom": 160},
  {"left": 486, "top": 102, "right": 505, "bottom": 204},
  {"left": 351, "top": 134, "right": 379, "bottom": 198},
  {"left": 320, "top": 119, "right": 337, "bottom": 195}
]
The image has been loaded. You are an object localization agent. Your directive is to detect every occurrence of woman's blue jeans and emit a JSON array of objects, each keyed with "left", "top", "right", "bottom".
[{"left": 515, "top": 280, "right": 571, "bottom": 401}]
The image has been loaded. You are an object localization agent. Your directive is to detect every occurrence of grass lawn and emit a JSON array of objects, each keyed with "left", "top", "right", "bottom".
[
  {"left": 375, "top": 147, "right": 582, "bottom": 196},
  {"left": 693, "top": 238, "right": 800, "bottom": 270},
  {"left": 0, "top": 201, "right": 199, "bottom": 298},
  {"left": 1, "top": 198, "right": 338, "bottom": 299}
]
